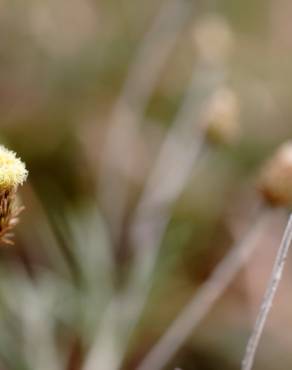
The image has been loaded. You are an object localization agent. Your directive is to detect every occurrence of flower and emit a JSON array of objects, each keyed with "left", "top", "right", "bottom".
[
  {"left": 0, "top": 146, "right": 28, "bottom": 245},
  {"left": 0, "top": 146, "right": 28, "bottom": 189}
]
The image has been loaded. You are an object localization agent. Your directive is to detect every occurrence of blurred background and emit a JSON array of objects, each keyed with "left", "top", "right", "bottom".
[{"left": 1, "top": 0, "right": 292, "bottom": 369}]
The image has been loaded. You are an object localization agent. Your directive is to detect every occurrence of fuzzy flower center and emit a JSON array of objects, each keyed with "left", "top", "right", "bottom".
[{"left": 0, "top": 146, "right": 28, "bottom": 189}]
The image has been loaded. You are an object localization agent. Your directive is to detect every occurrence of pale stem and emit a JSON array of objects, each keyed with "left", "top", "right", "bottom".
[
  {"left": 241, "top": 212, "right": 292, "bottom": 370},
  {"left": 99, "top": 0, "right": 193, "bottom": 244},
  {"left": 137, "top": 205, "right": 272, "bottom": 370},
  {"left": 119, "top": 62, "right": 225, "bottom": 361},
  {"left": 83, "top": 62, "right": 225, "bottom": 370}
]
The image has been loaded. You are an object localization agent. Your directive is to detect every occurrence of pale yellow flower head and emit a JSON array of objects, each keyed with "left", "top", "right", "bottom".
[{"left": 0, "top": 146, "right": 28, "bottom": 189}]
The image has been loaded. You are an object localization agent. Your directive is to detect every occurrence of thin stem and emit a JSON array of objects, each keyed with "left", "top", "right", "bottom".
[
  {"left": 99, "top": 0, "right": 193, "bottom": 244},
  {"left": 84, "top": 61, "right": 226, "bottom": 370},
  {"left": 83, "top": 3, "right": 194, "bottom": 368},
  {"left": 137, "top": 204, "right": 271, "bottom": 370},
  {"left": 241, "top": 212, "right": 292, "bottom": 370},
  {"left": 110, "top": 52, "right": 227, "bottom": 370},
  {"left": 121, "top": 61, "right": 225, "bottom": 354}
]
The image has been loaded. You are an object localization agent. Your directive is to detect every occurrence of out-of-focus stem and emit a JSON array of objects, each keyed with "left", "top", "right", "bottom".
[
  {"left": 99, "top": 0, "right": 193, "bottom": 244},
  {"left": 137, "top": 204, "right": 272, "bottom": 370},
  {"left": 120, "top": 62, "right": 225, "bottom": 352},
  {"left": 84, "top": 62, "right": 225, "bottom": 370},
  {"left": 83, "top": 3, "right": 194, "bottom": 369},
  {"left": 241, "top": 212, "right": 292, "bottom": 370}
]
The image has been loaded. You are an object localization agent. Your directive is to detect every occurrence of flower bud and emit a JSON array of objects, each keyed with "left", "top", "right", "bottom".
[
  {"left": 203, "top": 87, "right": 240, "bottom": 146},
  {"left": 258, "top": 142, "right": 292, "bottom": 207},
  {"left": 192, "top": 15, "right": 234, "bottom": 64}
]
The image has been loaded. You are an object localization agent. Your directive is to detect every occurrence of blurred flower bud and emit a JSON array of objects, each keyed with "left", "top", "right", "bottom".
[
  {"left": 203, "top": 87, "right": 240, "bottom": 146},
  {"left": 192, "top": 15, "right": 234, "bottom": 64},
  {"left": 258, "top": 142, "right": 292, "bottom": 207}
]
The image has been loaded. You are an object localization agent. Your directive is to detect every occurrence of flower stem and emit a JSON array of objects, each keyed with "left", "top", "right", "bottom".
[
  {"left": 137, "top": 204, "right": 271, "bottom": 370},
  {"left": 242, "top": 212, "right": 292, "bottom": 370}
]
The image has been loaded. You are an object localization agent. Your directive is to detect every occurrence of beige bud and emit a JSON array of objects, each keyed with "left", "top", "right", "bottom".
[
  {"left": 258, "top": 142, "right": 292, "bottom": 207},
  {"left": 192, "top": 15, "right": 234, "bottom": 64},
  {"left": 203, "top": 87, "right": 240, "bottom": 145}
]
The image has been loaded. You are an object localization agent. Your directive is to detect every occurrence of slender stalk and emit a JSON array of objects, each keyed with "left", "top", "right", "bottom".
[
  {"left": 103, "top": 53, "right": 227, "bottom": 370},
  {"left": 84, "top": 62, "right": 225, "bottom": 370},
  {"left": 83, "top": 3, "right": 194, "bottom": 369},
  {"left": 99, "top": 0, "right": 193, "bottom": 244},
  {"left": 120, "top": 61, "right": 225, "bottom": 357},
  {"left": 241, "top": 212, "right": 292, "bottom": 370},
  {"left": 137, "top": 204, "right": 271, "bottom": 370}
]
